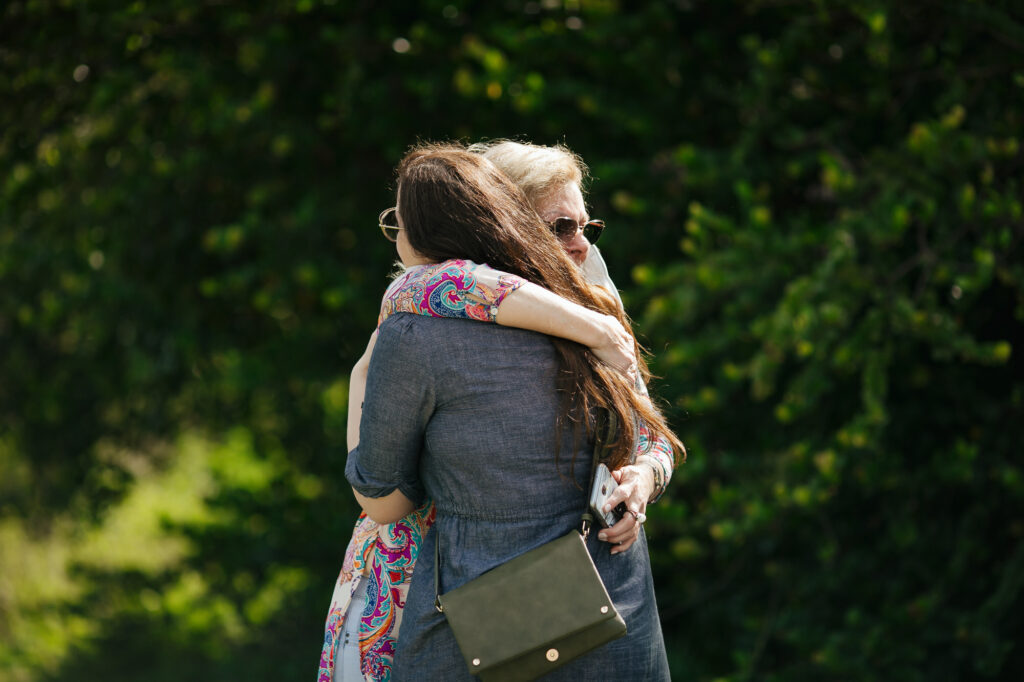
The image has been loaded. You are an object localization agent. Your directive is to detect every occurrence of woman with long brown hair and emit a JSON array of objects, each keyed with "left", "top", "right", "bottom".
[
  {"left": 319, "top": 160, "right": 653, "bottom": 681},
  {"left": 345, "top": 144, "right": 679, "bottom": 678}
]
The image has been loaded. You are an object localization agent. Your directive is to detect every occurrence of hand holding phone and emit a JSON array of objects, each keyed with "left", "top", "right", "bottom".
[{"left": 589, "top": 463, "right": 627, "bottom": 528}]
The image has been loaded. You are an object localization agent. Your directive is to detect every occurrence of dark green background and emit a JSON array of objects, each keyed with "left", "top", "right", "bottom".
[{"left": 2, "top": 1, "right": 1022, "bottom": 679}]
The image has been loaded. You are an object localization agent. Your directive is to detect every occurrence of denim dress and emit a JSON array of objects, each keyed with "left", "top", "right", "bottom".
[{"left": 346, "top": 314, "right": 670, "bottom": 681}]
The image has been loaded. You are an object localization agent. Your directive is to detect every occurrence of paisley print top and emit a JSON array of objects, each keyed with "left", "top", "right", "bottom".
[
  {"left": 318, "top": 258, "right": 674, "bottom": 681},
  {"left": 377, "top": 259, "right": 526, "bottom": 326}
]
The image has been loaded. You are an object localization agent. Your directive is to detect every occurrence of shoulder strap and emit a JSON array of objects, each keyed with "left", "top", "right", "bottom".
[
  {"left": 581, "top": 407, "right": 617, "bottom": 540},
  {"left": 435, "top": 525, "right": 443, "bottom": 612}
]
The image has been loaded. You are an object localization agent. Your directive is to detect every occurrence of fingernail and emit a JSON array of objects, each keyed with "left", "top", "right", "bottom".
[
  {"left": 610, "top": 549, "right": 618, "bottom": 555},
  {"left": 598, "top": 533, "right": 607, "bottom": 541}
]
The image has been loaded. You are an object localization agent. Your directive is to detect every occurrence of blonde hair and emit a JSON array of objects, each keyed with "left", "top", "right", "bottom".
[{"left": 468, "top": 140, "right": 590, "bottom": 207}]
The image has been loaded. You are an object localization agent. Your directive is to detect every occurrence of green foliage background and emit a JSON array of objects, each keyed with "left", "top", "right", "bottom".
[{"left": 2, "top": 0, "right": 1023, "bottom": 679}]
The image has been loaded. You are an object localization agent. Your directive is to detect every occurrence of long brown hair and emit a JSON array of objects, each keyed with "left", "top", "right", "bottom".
[{"left": 396, "top": 143, "right": 684, "bottom": 469}]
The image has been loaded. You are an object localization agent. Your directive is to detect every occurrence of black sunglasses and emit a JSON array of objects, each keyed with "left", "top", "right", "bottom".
[{"left": 548, "top": 217, "right": 605, "bottom": 244}]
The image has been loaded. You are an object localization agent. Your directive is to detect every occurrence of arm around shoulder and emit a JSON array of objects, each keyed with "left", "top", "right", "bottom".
[{"left": 496, "top": 282, "right": 635, "bottom": 374}]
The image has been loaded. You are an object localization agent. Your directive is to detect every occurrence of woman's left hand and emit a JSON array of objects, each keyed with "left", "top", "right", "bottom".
[
  {"left": 591, "top": 314, "right": 637, "bottom": 382},
  {"left": 596, "top": 463, "right": 656, "bottom": 554}
]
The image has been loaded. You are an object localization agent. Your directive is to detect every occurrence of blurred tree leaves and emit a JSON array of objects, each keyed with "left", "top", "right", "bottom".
[{"left": 1, "top": 0, "right": 1023, "bottom": 679}]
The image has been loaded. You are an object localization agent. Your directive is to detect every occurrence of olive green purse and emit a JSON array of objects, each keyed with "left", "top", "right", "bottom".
[{"left": 433, "top": 411, "right": 627, "bottom": 681}]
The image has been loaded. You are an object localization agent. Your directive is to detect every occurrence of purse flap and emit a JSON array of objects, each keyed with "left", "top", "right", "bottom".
[{"left": 438, "top": 531, "right": 618, "bottom": 672}]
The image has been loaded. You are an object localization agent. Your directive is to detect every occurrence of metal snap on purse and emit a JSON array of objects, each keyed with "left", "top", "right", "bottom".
[{"left": 433, "top": 410, "right": 627, "bottom": 681}]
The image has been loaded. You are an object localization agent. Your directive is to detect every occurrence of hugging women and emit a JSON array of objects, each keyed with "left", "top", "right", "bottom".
[{"left": 319, "top": 141, "right": 683, "bottom": 681}]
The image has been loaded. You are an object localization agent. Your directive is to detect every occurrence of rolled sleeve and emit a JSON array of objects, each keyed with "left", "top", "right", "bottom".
[{"left": 345, "top": 314, "right": 435, "bottom": 505}]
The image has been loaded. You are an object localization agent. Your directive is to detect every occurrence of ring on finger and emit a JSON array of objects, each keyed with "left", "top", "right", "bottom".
[{"left": 627, "top": 509, "right": 640, "bottom": 522}]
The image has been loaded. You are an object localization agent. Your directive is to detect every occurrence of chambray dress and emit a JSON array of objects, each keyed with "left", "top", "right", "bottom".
[{"left": 346, "top": 314, "right": 670, "bottom": 681}]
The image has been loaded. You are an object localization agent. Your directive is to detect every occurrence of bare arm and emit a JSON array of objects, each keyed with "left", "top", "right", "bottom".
[
  {"left": 346, "top": 331, "right": 377, "bottom": 452},
  {"left": 352, "top": 488, "right": 416, "bottom": 525},
  {"left": 496, "top": 282, "right": 634, "bottom": 375},
  {"left": 379, "top": 261, "right": 635, "bottom": 376}
]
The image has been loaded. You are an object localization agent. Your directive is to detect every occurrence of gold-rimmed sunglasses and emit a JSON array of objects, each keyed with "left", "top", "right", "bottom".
[
  {"left": 378, "top": 207, "right": 403, "bottom": 242},
  {"left": 548, "top": 217, "right": 605, "bottom": 244}
]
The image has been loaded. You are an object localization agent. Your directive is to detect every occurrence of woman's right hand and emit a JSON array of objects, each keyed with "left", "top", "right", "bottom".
[
  {"left": 591, "top": 314, "right": 636, "bottom": 380},
  {"left": 597, "top": 463, "right": 654, "bottom": 553}
]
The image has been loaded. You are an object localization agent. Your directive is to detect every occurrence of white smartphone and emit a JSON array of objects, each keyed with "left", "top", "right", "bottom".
[{"left": 588, "top": 463, "right": 626, "bottom": 528}]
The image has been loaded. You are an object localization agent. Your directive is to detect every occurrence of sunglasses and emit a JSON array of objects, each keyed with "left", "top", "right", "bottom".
[
  {"left": 548, "top": 217, "right": 605, "bottom": 244},
  {"left": 379, "top": 207, "right": 402, "bottom": 242}
]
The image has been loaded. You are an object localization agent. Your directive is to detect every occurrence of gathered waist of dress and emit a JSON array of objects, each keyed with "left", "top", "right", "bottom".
[{"left": 432, "top": 499, "right": 586, "bottom": 522}]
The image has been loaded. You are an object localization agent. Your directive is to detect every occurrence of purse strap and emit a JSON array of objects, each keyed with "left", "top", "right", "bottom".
[
  {"left": 435, "top": 408, "right": 618, "bottom": 612},
  {"left": 580, "top": 407, "right": 617, "bottom": 541}
]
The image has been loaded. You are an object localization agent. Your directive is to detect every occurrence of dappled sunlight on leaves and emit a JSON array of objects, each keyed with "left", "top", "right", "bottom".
[{"left": 0, "top": 430, "right": 321, "bottom": 679}]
